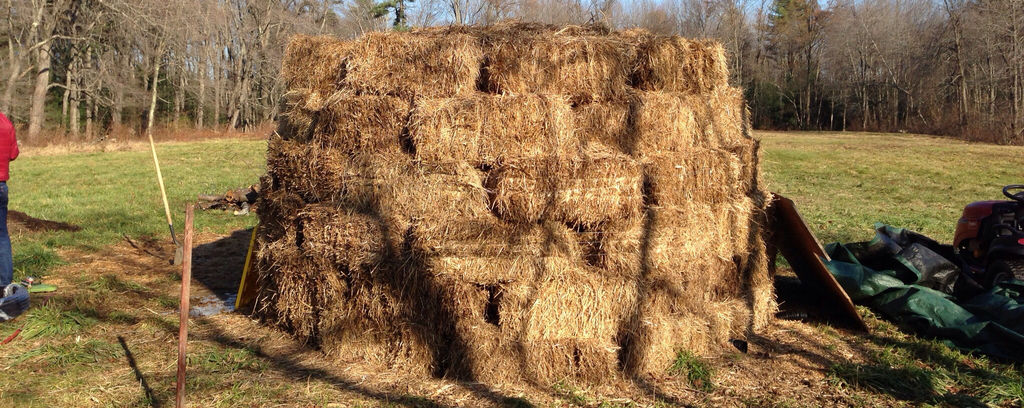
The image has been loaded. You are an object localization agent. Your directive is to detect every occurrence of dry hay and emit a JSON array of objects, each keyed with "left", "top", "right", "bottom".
[
  {"left": 280, "top": 35, "right": 350, "bottom": 112},
  {"left": 302, "top": 94, "right": 412, "bottom": 153},
  {"left": 620, "top": 297, "right": 749, "bottom": 375},
  {"left": 483, "top": 32, "right": 634, "bottom": 104},
  {"left": 629, "top": 33, "right": 729, "bottom": 94},
  {"left": 414, "top": 21, "right": 613, "bottom": 38},
  {"left": 294, "top": 204, "right": 386, "bottom": 271},
  {"left": 257, "top": 23, "right": 773, "bottom": 387},
  {"left": 483, "top": 147, "right": 643, "bottom": 227},
  {"left": 642, "top": 148, "right": 743, "bottom": 206},
  {"left": 482, "top": 160, "right": 562, "bottom": 224},
  {"left": 556, "top": 146, "right": 644, "bottom": 228},
  {"left": 265, "top": 136, "right": 402, "bottom": 206},
  {"left": 345, "top": 31, "right": 483, "bottom": 99},
  {"left": 409, "top": 94, "right": 576, "bottom": 165},
  {"left": 574, "top": 91, "right": 734, "bottom": 157}
]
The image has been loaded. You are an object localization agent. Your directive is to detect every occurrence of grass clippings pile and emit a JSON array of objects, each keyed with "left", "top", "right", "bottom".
[{"left": 256, "top": 22, "right": 773, "bottom": 386}]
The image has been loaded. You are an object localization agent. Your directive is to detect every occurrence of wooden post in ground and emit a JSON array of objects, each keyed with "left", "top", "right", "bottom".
[{"left": 176, "top": 204, "right": 194, "bottom": 408}]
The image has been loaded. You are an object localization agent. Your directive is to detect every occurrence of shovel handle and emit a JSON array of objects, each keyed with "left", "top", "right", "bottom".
[{"left": 148, "top": 131, "right": 175, "bottom": 241}]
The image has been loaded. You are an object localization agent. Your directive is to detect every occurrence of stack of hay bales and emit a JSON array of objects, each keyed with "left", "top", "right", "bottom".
[{"left": 256, "top": 23, "right": 774, "bottom": 384}]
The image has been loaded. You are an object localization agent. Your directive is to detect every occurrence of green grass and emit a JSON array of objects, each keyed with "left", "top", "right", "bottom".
[
  {"left": 12, "top": 339, "right": 121, "bottom": 367},
  {"left": 823, "top": 307, "right": 1024, "bottom": 406},
  {"left": 86, "top": 274, "right": 150, "bottom": 294},
  {"left": 668, "top": 350, "right": 714, "bottom": 392},
  {"left": 188, "top": 347, "right": 266, "bottom": 373},
  {"left": 758, "top": 131, "right": 1024, "bottom": 244},
  {"left": 7, "top": 139, "right": 265, "bottom": 276},
  {"left": 552, "top": 380, "right": 590, "bottom": 406},
  {"left": 19, "top": 303, "right": 99, "bottom": 339}
]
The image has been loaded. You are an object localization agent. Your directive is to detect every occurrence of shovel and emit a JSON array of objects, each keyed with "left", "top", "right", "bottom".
[{"left": 147, "top": 131, "right": 183, "bottom": 265}]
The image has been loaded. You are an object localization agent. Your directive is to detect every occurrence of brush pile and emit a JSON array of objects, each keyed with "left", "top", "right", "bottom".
[{"left": 255, "top": 22, "right": 774, "bottom": 384}]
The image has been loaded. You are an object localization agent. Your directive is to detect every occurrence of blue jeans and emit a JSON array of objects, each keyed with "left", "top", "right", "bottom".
[{"left": 0, "top": 182, "right": 11, "bottom": 287}]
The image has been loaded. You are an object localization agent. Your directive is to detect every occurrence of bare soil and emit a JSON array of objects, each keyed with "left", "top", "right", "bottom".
[{"left": 8, "top": 210, "right": 81, "bottom": 233}]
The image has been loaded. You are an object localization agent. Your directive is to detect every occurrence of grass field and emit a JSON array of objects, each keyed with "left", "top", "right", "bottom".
[{"left": 0, "top": 131, "right": 1021, "bottom": 407}]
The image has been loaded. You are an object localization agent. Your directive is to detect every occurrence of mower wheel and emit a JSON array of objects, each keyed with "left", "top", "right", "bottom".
[{"left": 988, "top": 258, "right": 1024, "bottom": 286}]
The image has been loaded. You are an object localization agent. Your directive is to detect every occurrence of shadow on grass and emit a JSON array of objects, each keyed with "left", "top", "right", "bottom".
[
  {"left": 117, "top": 335, "right": 160, "bottom": 408},
  {"left": 829, "top": 326, "right": 1019, "bottom": 406}
]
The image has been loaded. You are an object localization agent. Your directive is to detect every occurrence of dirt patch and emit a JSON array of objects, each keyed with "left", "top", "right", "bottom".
[{"left": 8, "top": 210, "right": 81, "bottom": 233}]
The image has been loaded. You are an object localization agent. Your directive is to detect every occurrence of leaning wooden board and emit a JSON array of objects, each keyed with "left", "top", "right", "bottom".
[
  {"left": 770, "top": 194, "right": 869, "bottom": 332},
  {"left": 234, "top": 224, "right": 260, "bottom": 312}
]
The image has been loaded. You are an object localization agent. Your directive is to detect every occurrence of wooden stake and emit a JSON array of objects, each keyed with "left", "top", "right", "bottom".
[{"left": 176, "top": 204, "right": 194, "bottom": 408}]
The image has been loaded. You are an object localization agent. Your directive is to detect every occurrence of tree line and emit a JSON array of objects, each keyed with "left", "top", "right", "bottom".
[{"left": 2, "top": 0, "right": 1021, "bottom": 145}]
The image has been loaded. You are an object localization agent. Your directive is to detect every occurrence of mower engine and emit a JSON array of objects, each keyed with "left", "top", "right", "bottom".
[{"left": 954, "top": 185, "right": 1024, "bottom": 287}]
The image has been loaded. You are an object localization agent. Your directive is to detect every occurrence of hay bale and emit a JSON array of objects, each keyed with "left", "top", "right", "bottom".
[
  {"left": 631, "top": 34, "right": 729, "bottom": 94},
  {"left": 281, "top": 35, "right": 351, "bottom": 111},
  {"left": 262, "top": 25, "right": 773, "bottom": 386},
  {"left": 380, "top": 162, "right": 492, "bottom": 220},
  {"left": 519, "top": 257, "right": 636, "bottom": 342},
  {"left": 265, "top": 136, "right": 402, "bottom": 205},
  {"left": 483, "top": 32, "right": 634, "bottom": 104},
  {"left": 306, "top": 94, "right": 412, "bottom": 153},
  {"left": 593, "top": 203, "right": 739, "bottom": 283},
  {"left": 626, "top": 92, "right": 718, "bottom": 155},
  {"left": 483, "top": 160, "right": 561, "bottom": 224},
  {"left": 574, "top": 92, "right": 729, "bottom": 157},
  {"left": 412, "top": 218, "right": 578, "bottom": 258},
  {"left": 642, "top": 148, "right": 742, "bottom": 206},
  {"left": 415, "top": 22, "right": 613, "bottom": 38},
  {"left": 413, "top": 221, "right": 583, "bottom": 284},
  {"left": 253, "top": 240, "right": 322, "bottom": 343},
  {"left": 573, "top": 100, "right": 630, "bottom": 149},
  {"left": 483, "top": 147, "right": 642, "bottom": 227},
  {"left": 620, "top": 296, "right": 748, "bottom": 376},
  {"left": 521, "top": 339, "right": 622, "bottom": 383},
  {"left": 255, "top": 178, "right": 306, "bottom": 243},
  {"left": 409, "top": 94, "right": 577, "bottom": 165},
  {"left": 294, "top": 204, "right": 386, "bottom": 271},
  {"left": 706, "top": 86, "right": 748, "bottom": 146},
  {"left": 555, "top": 146, "right": 644, "bottom": 228},
  {"left": 345, "top": 32, "right": 482, "bottom": 99}
]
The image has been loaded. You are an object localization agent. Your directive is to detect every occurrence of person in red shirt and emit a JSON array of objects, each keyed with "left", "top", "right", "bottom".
[{"left": 0, "top": 112, "right": 18, "bottom": 287}]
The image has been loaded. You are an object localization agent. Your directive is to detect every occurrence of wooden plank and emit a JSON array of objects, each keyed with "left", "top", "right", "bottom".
[
  {"left": 176, "top": 204, "right": 194, "bottom": 408},
  {"left": 770, "top": 194, "right": 869, "bottom": 332},
  {"left": 234, "top": 224, "right": 260, "bottom": 312}
]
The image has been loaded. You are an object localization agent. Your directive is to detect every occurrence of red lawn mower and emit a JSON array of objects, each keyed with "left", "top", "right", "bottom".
[{"left": 954, "top": 184, "right": 1024, "bottom": 287}]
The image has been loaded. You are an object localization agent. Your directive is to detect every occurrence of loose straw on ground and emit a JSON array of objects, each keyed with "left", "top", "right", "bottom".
[{"left": 176, "top": 204, "right": 194, "bottom": 408}]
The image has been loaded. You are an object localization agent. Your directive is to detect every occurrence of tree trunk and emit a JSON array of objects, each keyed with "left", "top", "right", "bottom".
[
  {"left": 197, "top": 58, "right": 207, "bottom": 128},
  {"left": 1, "top": 37, "right": 23, "bottom": 113},
  {"left": 112, "top": 84, "right": 123, "bottom": 129},
  {"left": 213, "top": 39, "right": 222, "bottom": 129},
  {"left": 148, "top": 44, "right": 164, "bottom": 139},
  {"left": 27, "top": 40, "right": 51, "bottom": 142},
  {"left": 173, "top": 74, "right": 183, "bottom": 129},
  {"left": 954, "top": 17, "right": 969, "bottom": 126},
  {"left": 62, "top": 66, "right": 71, "bottom": 128},
  {"left": 70, "top": 78, "right": 79, "bottom": 139},
  {"left": 85, "top": 92, "right": 94, "bottom": 139}
]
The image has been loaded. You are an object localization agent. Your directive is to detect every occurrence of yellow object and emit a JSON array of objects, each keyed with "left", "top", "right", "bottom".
[{"left": 235, "top": 224, "right": 260, "bottom": 310}]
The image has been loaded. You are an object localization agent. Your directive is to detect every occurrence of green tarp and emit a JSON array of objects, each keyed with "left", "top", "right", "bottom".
[{"left": 824, "top": 223, "right": 1024, "bottom": 362}]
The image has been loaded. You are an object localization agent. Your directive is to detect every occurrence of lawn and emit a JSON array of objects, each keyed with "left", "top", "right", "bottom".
[
  {"left": 0, "top": 131, "right": 1021, "bottom": 407},
  {"left": 6, "top": 139, "right": 266, "bottom": 281},
  {"left": 759, "top": 131, "right": 1023, "bottom": 243}
]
